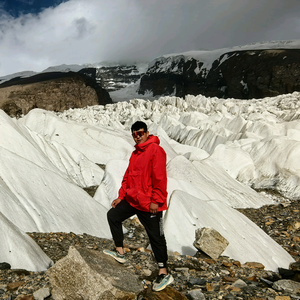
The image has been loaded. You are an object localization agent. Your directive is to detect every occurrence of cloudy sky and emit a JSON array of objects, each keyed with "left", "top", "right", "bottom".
[{"left": 0, "top": 0, "right": 299, "bottom": 76}]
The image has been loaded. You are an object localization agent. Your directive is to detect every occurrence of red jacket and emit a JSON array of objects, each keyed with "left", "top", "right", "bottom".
[{"left": 118, "top": 135, "right": 168, "bottom": 212}]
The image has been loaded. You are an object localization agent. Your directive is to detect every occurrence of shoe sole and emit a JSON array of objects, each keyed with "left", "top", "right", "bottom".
[
  {"left": 103, "top": 250, "right": 126, "bottom": 264},
  {"left": 152, "top": 275, "right": 174, "bottom": 292}
]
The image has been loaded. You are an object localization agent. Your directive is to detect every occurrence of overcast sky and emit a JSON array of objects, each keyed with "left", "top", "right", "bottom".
[{"left": 0, "top": 0, "right": 299, "bottom": 76}]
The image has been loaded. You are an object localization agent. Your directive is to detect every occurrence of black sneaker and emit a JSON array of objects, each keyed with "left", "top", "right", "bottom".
[{"left": 152, "top": 274, "right": 174, "bottom": 291}]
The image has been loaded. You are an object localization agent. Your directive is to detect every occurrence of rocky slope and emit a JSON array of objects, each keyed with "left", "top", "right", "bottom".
[
  {"left": 96, "top": 64, "right": 146, "bottom": 92},
  {"left": 138, "top": 49, "right": 300, "bottom": 99},
  {"left": 0, "top": 69, "right": 112, "bottom": 117}
]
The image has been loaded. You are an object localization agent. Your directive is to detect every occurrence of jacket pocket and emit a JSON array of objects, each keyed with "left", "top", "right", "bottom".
[{"left": 127, "top": 170, "right": 141, "bottom": 187}]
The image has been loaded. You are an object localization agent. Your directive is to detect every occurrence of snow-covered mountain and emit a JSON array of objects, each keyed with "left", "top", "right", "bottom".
[
  {"left": 2, "top": 40, "right": 300, "bottom": 101},
  {"left": 1, "top": 91, "right": 299, "bottom": 272},
  {"left": 138, "top": 40, "right": 300, "bottom": 99},
  {"left": 0, "top": 61, "right": 149, "bottom": 94},
  {"left": 159, "top": 39, "right": 300, "bottom": 67}
]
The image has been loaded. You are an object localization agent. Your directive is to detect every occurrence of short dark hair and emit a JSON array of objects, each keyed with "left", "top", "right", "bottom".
[{"left": 131, "top": 121, "right": 147, "bottom": 132}]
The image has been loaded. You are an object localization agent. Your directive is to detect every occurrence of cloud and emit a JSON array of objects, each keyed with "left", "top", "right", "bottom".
[{"left": 0, "top": 0, "right": 300, "bottom": 76}]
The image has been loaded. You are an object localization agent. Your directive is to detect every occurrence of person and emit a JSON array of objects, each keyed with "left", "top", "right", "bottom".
[{"left": 103, "top": 121, "right": 173, "bottom": 292}]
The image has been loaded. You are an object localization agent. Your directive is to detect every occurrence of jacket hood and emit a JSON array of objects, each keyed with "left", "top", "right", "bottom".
[{"left": 135, "top": 135, "right": 160, "bottom": 151}]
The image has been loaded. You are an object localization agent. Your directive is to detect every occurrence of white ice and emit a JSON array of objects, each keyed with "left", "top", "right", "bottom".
[
  {"left": 2, "top": 91, "right": 300, "bottom": 271},
  {"left": 164, "top": 190, "right": 293, "bottom": 271}
]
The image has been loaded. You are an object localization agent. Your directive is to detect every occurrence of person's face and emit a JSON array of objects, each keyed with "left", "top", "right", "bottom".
[{"left": 132, "top": 128, "right": 149, "bottom": 145}]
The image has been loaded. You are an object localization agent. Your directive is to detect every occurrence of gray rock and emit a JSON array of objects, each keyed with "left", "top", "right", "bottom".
[
  {"left": 0, "top": 285, "right": 7, "bottom": 292},
  {"left": 175, "top": 267, "right": 190, "bottom": 279},
  {"left": 187, "top": 289, "right": 206, "bottom": 300},
  {"left": 0, "top": 263, "right": 11, "bottom": 270},
  {"left": 278, "top": 267, "right": 296, "bottom": 279},
  {"left": 188, "top": 277, "right": 207, "bottom": 286},
  {"left": 232, "top": 279, "right": 247, "bottom": 288},
  {"left": 272, "top": 279, "right": 300, "bottom": 294},
  {"left": 47, "top": 246, "right": 143, "bottom": 300},
  {"left": 290, "top": 261, "right": 300, "bottom": 272},
  {"left": 142, "top": 268, "right": 152, "bottom": 277},
  {"left": 33, "top": 287, "right": 50, "bottom": 300},
  {"left": 260, "top": 277, "right": 274, "bottom": 287},
  {"left": 193, "top": 228, "right": 229, "bottom": 259}
]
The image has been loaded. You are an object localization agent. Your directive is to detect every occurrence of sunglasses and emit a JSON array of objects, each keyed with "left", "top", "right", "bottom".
[{"left": 132, "top": 130, "right": 146, "bottom": 138}]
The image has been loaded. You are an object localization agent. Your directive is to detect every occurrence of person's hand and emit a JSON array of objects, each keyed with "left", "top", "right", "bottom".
[
  {"left": 112, "top": 198, "right": 122, "bottom": 208},
  {"left": 149, "top": 202, "right": 159, "bottom": 214}
]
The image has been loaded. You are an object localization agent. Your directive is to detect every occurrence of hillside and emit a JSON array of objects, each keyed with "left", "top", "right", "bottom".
[
  {"left": 0, "top": 69, "right": 112, "bottom": 117},
  {"left": 138, "top": 42, "right": 300, "bottom": 99}
]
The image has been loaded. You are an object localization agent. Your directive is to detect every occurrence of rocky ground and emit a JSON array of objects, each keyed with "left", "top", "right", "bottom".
[{"left": 0, "top": 191, "right": 300, "bottom": 300}]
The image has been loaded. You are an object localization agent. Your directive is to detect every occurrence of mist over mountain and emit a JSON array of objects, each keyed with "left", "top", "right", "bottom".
[{"left": 1, "top": 40, "right": 300, "bottom": 109}]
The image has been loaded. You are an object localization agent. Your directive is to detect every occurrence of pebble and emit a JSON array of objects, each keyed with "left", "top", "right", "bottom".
[
  {"left": 33, "top": 287, "right": 50, "bottom": 300},
  {"left": 232, "top": 279, "right": 247, "bottom": 288},
  {"left": 187, "top": 288, "right": 205, "bottom": 300}
]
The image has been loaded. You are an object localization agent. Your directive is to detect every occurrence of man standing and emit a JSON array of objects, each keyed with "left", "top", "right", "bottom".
[{"left": 104, "top": 121, "right": 173, "bottom": 291}]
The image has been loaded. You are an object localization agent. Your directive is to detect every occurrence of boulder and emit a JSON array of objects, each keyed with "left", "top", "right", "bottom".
[
  {"left": 278, "top": 267, "right": 296, "bottom": 279},
  {"left": 193, "top": 228, "right": 229, "bottom": 260},
  {"left": 0, "top": 263, "right": 11, "bottom": 270},
  {"left": 272, "top": 279, "right": 300, "bottom": 294},
  {"left": 47, "top": 246, "right": 143, "bottom": 300}
]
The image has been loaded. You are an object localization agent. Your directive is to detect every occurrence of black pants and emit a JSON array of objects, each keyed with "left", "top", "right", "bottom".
[{"left": 107, "top": 199, "right": 168, "bottom": 268}]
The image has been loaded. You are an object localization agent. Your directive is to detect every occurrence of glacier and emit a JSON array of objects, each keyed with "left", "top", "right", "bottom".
[{"left": 1, "top": 92, "right": 300, "bottom": 271}]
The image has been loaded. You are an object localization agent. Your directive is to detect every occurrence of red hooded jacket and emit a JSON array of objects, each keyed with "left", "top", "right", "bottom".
[{"left": 118, "top": 135, "right": 168, "bottom": 212}]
